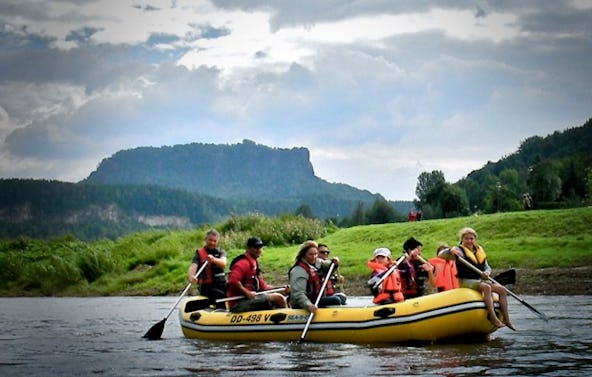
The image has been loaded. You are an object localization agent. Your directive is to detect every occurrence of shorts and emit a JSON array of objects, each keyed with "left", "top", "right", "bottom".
[
  {"left": 458, "top": 278, "right": 484, "bottom": 291},
  {"left": 229, "top": 294, "right": 273, "bottom": 313}
]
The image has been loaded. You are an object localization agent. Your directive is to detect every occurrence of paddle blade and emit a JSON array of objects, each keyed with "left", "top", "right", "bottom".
[
  {"left": 493, "top": 269, "right": 516, "bottom": 286},
  {"left": 517, "top": 297, "right": 549, "bottom": 322},
  {"left": 143, "top": 318, "right": 166, "bottom": 340}
]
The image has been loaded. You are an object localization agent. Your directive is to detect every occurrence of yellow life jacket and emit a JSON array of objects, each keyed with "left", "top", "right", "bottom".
[{"left": 459, "top": 244, "right": 487, "bottom": 265}]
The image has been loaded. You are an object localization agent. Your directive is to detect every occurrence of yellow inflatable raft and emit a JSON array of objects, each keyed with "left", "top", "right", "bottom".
[{"left": 179, "top": 288, "right": 501, "bottom": 344}]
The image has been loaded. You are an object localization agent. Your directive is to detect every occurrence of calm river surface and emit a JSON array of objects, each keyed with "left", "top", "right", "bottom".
[{"left": 1, "top": 295, "right": 590, "bottom": 376}]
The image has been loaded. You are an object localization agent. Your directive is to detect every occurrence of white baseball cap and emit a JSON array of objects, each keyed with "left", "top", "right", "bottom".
[{"left": 373, "top": 247, "right": 391, "bottom": 258}]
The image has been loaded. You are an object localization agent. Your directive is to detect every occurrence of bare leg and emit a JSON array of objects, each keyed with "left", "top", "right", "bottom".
[
  {"left": 480, "top": 282, "right": 505, "bottom": 328},
  {"left": 268, "top": 293, "right": 288, "bottom": 308},
  {"left": 491, "top": 285, "right": 515, "bottom": 330}
]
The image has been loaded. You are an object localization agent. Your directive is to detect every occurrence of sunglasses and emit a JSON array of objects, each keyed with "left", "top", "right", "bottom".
[{"left": 319, "top": 250, "right": 330, "bottom": 255}]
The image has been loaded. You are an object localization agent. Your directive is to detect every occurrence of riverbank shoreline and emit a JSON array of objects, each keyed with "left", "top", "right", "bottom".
[
  {"left": 339, "top": 266, "right": 592, "bottom": 297},
  {"left": 2, "top": 266, "right": 590, "bottom": 297}
]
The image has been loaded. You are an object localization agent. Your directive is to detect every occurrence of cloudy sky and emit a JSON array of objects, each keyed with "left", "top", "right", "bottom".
[{"left": 1, "top": 0, "right": 591, "bottom": 200}]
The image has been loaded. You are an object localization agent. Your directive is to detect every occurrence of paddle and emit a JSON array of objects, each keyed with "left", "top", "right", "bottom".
[
  {"left": 298, "top": 262, "right": 336, "bottom": 343},
  {"left": 417, "top": 255, "right": 516, "bottom": 286},
  {"left": 215, "top": 287, "right": 287, "bottom": 303},
  {"left": 493, "top": 269, "right": 516, "bottom": 286},
  {"left": 455, "top": 256, "right": 548, "bottom": 321},
  {"left": 143, "top": 261, "right": 209, "bottom": 340},
  {"left": 372, "top": 254, "right": 407, "bottom": 290}
]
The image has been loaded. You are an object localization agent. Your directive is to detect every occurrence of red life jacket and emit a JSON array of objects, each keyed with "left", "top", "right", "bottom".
[
  {"left": 428, "top": 257, "right": 459, "bottom": 292},
  {"left": 399, "top": 260, "right": 419, "bottom": 297},
  {"left": 228, "top": 253, "right": 261, "bottom": 292},
  {"left": 195, "top": 247, "right": 225, "bottom": 285},
  {"left": 296, "top": 261, "right": 323, "bottom": 302}
]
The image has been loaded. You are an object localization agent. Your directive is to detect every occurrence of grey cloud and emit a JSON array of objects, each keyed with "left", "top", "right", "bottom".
[
  {"left": 4, "top": 62, "right": 227, "bottom": 159},
  {"left": 1, "top": 0, "right": 591, "bottom": 199}
]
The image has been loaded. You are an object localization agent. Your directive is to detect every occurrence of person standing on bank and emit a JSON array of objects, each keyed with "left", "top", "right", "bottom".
[
  {"left": 187, "top": 229, "right": 227, "bottom": 308},
  {"left": 438, "top": 227, "right": 515, "bottom": 330},
  {"left": 289, "top": 240, "right": 343, "bottom": 313},
  {"left": 317, "top": 243, "right": 347, "bottom": 305},
  {"left": 398, "top": 237, "right": 436, "bottom": 299},
  {"left": 226, "top": 237, "right": 288, "bottom": 313}
]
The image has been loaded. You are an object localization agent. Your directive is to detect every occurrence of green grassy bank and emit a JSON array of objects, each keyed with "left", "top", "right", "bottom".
[{"left": 1, "top": 207, "right": 591, "bottom": 296}]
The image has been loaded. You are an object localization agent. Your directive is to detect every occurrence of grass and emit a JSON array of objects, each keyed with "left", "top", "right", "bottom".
[{"left": 0, "top": 207, "right": 591, "bottom": 296}]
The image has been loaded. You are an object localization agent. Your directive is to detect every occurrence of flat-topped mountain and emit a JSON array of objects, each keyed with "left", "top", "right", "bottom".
[{"left": 82, "top": 139, "right": 379, "bottom": 202}]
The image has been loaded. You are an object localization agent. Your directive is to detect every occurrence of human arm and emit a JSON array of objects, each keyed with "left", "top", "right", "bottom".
[
  {"left": 437, "top": 246, "right": 464, "bottom": 260},
  {"left": 481, "top": 260, "right": 493, "bottom": 278},
  {"left": 206, "top": 252, "right": 227, "bottom": 269},
  {"left": 187, "top": 263, "right": 199, "bottom": 284},
  {"left": 320, "top": 257, "right": 339, "bottom": 270},
  {"left": 187, "top": 253, "right": 201, "bottom": 284},
  {"left": 421, "top": 261, "right": 437, "bottom": 287}
]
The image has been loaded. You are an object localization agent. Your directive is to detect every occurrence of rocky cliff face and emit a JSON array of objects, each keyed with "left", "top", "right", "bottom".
[{"left": 82, "top": 139, "right": 322, "bottom": 199}]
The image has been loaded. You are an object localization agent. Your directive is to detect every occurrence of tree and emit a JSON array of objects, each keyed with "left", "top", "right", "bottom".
[
  {"left": 426, "top": 183, "right": 469, "bottom": 218},
  {"left": 586, "top": 167, "right": 592, "bottom": 204},
  {"left": 528, "top": 159, "right": 562, "bottom": 203},
  {"left": 294, "top": 204, "right": 314, "bottom": 219},
  {"left": 365, "top": 198, "right": 398, "bottom": 224},
  {"left": 344, "top": 201, "right": 366, "bottom": 227},
  {"left": 415, "top": 171, "right": 446, "bottom": 208},
  {"left": 497, "top": 169, "right": 525, "bottom": 211}
]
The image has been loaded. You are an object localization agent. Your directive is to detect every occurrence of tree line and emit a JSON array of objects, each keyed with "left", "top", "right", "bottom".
[
  {"left": 413, "top": 119, "right": 592, "bottom": 218},
  {"left": 1, "top": 119, "right": 589, "bottom": 239}
]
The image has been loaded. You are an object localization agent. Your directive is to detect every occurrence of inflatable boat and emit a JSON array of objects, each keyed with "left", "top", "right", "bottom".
[{"left": 179, "top": 288, "right": 501, "bottom": 344}]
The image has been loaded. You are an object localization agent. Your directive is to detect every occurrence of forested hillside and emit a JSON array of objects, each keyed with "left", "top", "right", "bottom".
[
  {"left": 82, "top": 139, "right": 375, "bottom": 201},
  {"left": 1, "top": 141, "right": 410, "bottom": 240},
  {"left": 456, "top": 118, "right": 592, "bottom": 212}
]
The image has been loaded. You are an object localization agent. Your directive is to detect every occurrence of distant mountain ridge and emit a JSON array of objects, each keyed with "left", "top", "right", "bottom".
[
  {"left": 82, "top": 139, "right": 379, "bottom": 202},
  {"left": 4, "top": 119, "right": 588, "bottom": 241},
  {"left": 1, "top": 140, "right": 414, "bottom": 240}
]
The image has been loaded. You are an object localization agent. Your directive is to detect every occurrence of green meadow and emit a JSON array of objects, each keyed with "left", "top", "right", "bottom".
[{"left": 1, "top": 207, "right": 590, "bottom": 296}]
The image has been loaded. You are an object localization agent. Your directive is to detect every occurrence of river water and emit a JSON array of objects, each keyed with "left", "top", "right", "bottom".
[{"left": 0, "top": 295, "right": 590, "bottom": 376}]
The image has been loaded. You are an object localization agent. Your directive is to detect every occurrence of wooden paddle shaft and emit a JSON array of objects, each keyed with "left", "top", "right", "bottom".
[
  {"left": 216, "top": 287, "right": 286, "bottom": 303},
  {"left": 372, "top": 254, "right": 406, "bottom": 289},
  {"left": 455, "top": 255, "right": 548, "bottom": 321},
  {"left": 299, "top": 262, "right": 336, "bottom": 342},
  {"left": 165, "top": 260, "right": 209, "bottom": 319}
]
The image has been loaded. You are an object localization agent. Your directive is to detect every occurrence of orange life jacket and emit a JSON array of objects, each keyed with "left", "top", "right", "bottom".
[
  {"left": 367, "top": 261, "right": 404, "bottom": 304},
  {"left": 428, "top": 257, "right": 459, "bottom": 292}
]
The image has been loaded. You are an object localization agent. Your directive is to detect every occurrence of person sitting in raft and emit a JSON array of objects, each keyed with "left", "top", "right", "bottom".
[
  {"left": 366, "top": 247, "right": 404, "bottom": 305},
  {"left": 398, "top": 237, "right": 436, "bottom": 299},
  {"left": 226, "top": 237, "right": 289, "bottom": 313},
  {"left": 186, "top": 229, "right": 228, "bottom": 308},
  {"left": 428, "top": 243, "right": 459, "bottom": 292},
  {"left": 317, "top": 243, "right": 347, "bottom": 305},
  {"left": 288, "top": 240, "right": 343, "bottom": 313},
  {"left": 438, "top": 227, "right": 515, "bottom": 330}
]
